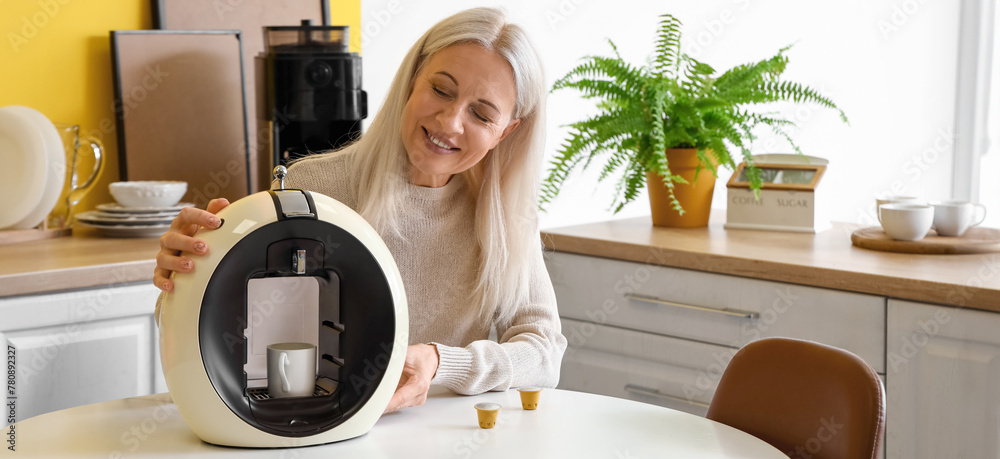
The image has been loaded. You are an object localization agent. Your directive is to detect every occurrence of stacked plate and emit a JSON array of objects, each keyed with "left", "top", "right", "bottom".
[
  {"left": 75, "top": 202, "right": 194, "bottom": 238},
  {"left": 0, "top": 106, "right": 65, "bottom": 230}
]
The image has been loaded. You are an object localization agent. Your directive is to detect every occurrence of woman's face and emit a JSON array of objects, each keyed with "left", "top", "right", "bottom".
[{"left": 401, "top": 43, "right": 521, "bottom": 187}]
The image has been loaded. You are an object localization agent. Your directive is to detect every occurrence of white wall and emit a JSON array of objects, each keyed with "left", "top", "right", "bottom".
[{"left": 359, "top": 0, "right": 961, "bottom": 230}]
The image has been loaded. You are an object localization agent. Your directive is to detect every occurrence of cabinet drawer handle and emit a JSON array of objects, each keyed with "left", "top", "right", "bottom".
[
  {"left": 624, "top": 384, "right": 709, "bottom": 409},
  {"left": 625, "top": 294, "right": 759, "bottom": 319}
]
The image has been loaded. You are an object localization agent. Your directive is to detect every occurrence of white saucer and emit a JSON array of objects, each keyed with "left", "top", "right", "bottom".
[
  {"left": 96, "top": 202, "right": 195, "bottom": 214},
  {"left": 75, "top": 220, "right": 171, "bottom": 238},
  {"left": 76, "top": 210, "right": 176, "bottom": 226},
  {"left": 82, "top": 210, "right": 180, "bottom": 220}
]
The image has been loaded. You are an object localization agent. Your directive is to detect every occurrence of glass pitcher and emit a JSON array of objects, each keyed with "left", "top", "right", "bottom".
[{"left": 47, "top": 124, "right": 104, "bottom": 229}]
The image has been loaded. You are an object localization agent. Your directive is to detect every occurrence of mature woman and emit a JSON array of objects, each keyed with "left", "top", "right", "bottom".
[{"left": 153, "top": 7, "right": 566, "bottom": 413}]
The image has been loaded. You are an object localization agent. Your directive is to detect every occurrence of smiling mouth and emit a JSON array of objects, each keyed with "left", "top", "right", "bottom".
[{"left": 423, "top": 127, "right": 459, "bottom": 151}]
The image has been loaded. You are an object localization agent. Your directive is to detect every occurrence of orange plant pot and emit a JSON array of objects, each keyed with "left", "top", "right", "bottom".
[{"left": 646, "top": 149, "right": 718, "bottom": 228}]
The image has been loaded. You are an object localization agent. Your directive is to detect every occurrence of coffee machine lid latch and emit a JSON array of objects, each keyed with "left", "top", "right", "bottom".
[
  {"left": 274, "top": 165, "right": 288, "bottom": 190},
  {"left": 269, "top": 165, "right": 317, "bottom": 219}
]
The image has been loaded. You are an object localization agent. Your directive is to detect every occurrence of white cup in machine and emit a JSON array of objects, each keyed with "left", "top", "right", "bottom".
[
  {"left": 931, "top": 201, "right": 987, "bottom": 237},
  {"left": 876, "top": 196, "right": 922, "bottom": 223},
  {"left": 267, "top": 342, "right": 317, "bottom": 398},
  {"left": 879, "top": 203, "right": 934, "bottom": 241}
]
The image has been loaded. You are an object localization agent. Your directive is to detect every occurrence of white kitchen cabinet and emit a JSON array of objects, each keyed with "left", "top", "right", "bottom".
[
  {"left": 547, "top": 251, "right": 886, "bottom": 371},
  {"left": 0, "top": 282, "right": 165, "bottom": 425},
  {"left": 561, "top": 317, "right": 737, "bottom": 416},
  {"left": 887, "top": 299, "right": 1000, "bottom": 459},
  {"left": 547, "top": 251, "right": 886, "bottom": 422}
]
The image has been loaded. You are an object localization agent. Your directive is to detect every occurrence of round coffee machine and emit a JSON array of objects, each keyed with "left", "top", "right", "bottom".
[{"left": 158, "top": 167, "right": 406, "bottom": 447}]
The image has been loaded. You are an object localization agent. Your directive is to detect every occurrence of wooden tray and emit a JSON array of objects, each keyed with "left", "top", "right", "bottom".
[{"left": 851, "top": 226, "right": 1000, "bottom": 254}]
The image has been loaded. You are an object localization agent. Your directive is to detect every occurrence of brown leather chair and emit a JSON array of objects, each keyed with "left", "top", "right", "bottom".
[{"left": 706, "top": 337, "right": 885, "bottom": 459}]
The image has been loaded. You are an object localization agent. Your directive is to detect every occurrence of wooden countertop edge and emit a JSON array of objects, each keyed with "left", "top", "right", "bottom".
[
  {"left": 2, "top": 229, "right": 993, "bottom": 312},
  {"left": 541, "top": 232, "right": 1000, "bottom": 314},
  {"left": 0, "top": 260, "right": 156, "bottom": 297}
]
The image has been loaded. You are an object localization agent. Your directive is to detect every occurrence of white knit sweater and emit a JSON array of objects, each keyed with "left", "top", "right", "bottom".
[{"left": 158, "top": 150, "right": 566, "bottom": 395}]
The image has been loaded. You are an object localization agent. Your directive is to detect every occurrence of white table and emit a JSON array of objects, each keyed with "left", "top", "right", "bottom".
[{"left": 6, "top": 387, "right": 788, "bottom": 458}]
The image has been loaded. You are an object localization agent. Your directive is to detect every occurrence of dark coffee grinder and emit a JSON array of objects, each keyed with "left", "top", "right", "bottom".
[{"left": 264, "top": 21, "right": 367, "bottom": 166}]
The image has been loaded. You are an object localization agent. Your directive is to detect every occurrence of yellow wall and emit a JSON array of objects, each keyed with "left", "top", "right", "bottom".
[
  {"left": 0, "top": 0, "right": 151, "bottom": 215},
  {"left": 0, "top": 1, "right": 359, "bottom": 216},
  {"left": 331, "top": 0, "right": 362, "bottom": 54}
]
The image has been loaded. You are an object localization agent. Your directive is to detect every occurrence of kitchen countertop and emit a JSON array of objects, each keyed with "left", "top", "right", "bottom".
[
  {"left": 0, "top": 229, "right": 160, "bottom": 297},
  {"left": 541, "top": 217, "right": 1000, "bottom": 313},
  {"left": 3, "top": 219, "right": 998, "bottom": 312}
]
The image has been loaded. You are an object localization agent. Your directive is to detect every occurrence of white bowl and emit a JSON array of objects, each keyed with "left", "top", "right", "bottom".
[
  {"left": 879, "top": 203, "right": 934, "bottom": 241},
  {"left": 109, "top": 181, "right": 187, "bottom": 208}
]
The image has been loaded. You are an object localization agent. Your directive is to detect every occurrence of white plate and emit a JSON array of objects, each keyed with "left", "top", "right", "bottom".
[
  {"left": 4, "top": 106, "right": 65, "bottom": 229},
  {"left": 75, "top": 210, "right": 176, "bottom": 226},
  {"left": 96, "top": 202, "right": 195, "bottom": 214},
  {"left": 0, "top": 107, "right": 51, "bottom": 228},
  {"left": 75, "top": 220, "right": 171, "bottom": 238}
]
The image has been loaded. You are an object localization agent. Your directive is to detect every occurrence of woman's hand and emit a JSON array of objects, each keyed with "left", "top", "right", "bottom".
[
  {"left": 384, "top": 344, "right": 440, "bottom": 414},
  {"left": 153, "top": 198, "right": 230, "bottom": 292}
]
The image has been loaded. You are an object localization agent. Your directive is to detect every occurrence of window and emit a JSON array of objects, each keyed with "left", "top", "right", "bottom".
[
  {"left": 955, "top": 0, "right": 997, "bottom": 227},
  {"left": 982, "top": 0, "right": 1000, "bottom": 227}
]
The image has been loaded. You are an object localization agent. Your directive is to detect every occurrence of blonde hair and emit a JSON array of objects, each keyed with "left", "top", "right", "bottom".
[{"left": 345, "top": 7, "right": 546, "bottom": 327}]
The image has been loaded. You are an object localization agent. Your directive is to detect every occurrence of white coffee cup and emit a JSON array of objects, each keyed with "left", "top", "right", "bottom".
[
  {"left": 879, "top": 203, "right": 934, "bottom": 241},
  {"left": 267, "top": 342, "right": 316, "bottom": 398},
  {"left": 876, "top": 196, "right": 922, "bottom": 223},
  {"left": 931, "top": 201, "right": 987, "bottom": 237}
]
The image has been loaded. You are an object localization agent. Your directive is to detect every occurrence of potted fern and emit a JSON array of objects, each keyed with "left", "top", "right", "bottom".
[{"left": 540, "top": 14, "right": 847, "bottom": 227}]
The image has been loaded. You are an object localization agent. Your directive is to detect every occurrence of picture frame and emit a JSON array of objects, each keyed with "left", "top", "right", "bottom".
[
  {"left": 151, "top": 0, "right": 330, "bottom": 30},
  {"left": 151, "top": 0, "right": 331, "bottom": 192},
  {"left": 110, "top": 30, "right": 252, "bottom": 207}
]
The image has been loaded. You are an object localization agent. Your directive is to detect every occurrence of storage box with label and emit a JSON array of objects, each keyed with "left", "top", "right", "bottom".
[{"left": 724, "top": 154, "right": 829, "bottom": 233}]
